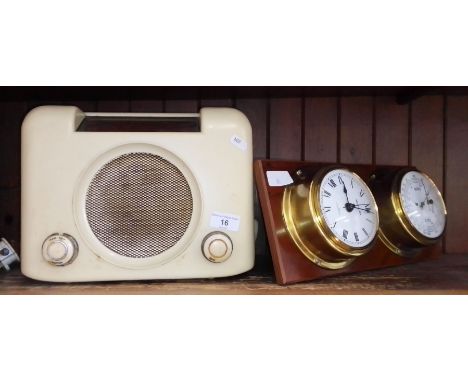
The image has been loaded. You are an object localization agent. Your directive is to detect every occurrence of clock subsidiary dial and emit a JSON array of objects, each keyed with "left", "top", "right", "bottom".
[
  {"left": 319, "top": 169, "right": 378, "bottom": 248},
  {"left": 399, "top": 171, "right": 446, "bottom": 239}
]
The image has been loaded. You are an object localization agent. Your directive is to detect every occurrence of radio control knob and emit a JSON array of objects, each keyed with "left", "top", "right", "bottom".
[
  {"left": 202, "top": 232, "right": 233, "bottom": 263},
  {"left": 42, "top": 233, "right": 78, "bottom": 266}
]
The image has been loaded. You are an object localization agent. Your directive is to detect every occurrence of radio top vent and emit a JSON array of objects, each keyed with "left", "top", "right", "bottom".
[{"left": 77, "top": 114, "right": 200, "bottom": 132}]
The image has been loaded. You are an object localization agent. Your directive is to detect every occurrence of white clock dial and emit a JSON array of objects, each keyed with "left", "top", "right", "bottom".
[
  {"left": 399, "top": 171, "right": 446, "bottom": 239},
  {"left": 319, "top": 169, "right": 378, "bottom": 248}
]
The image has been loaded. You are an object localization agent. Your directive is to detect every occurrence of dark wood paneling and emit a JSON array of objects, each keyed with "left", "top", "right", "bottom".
[
  {"left": 200, "top": 88, "right": 233, "bottom": 107},
  {"left": 130, "top": 99, "right": 164, "bottom": 112},
  {"left": 27, "top": 100, "right": 95, "bottom": 109},
  {"left": 236, "top": 98, "right": 268, "bottom": 159},
  {"left": 165, "top": 100, "right": 198, "bottom": 113},
  {"left": 200, "top": 99, "right": 233, "bottom": 107},
  {"left": 0, "top": 189, "right": 20, "bottom": 250},
  {"left": 410, "top": 96, "right": 444, "bottom": 190},
  {"left": 445, "top": 96, "right": 468, "bottom": 253},
  {"left": 304, "top": 97, "right": 338, "bottom": 162},
  {"left": 0, "top": 89, "right": 466, "bottom": 261},
  {"left": 4, "top": 86, "right": 465, "bottom": 103},
  {"left": 0, "top": 102, "right": 28, "bottom": 188},
  {"left": 340, "top": 97, "right": 373, "bottom": 164},
  {"left": 97, "top": 100, "right": 131, "bottom": 112},
  {"left": 58, "top": 100, "right": 97, "bottom": 111},
  {"left": 164, "top": 88, "right": 198, "bottom": 112},
  {"left": 269, "top": 98, "right": 302, "bottom": 160},
  {"left": 375, "top": 96, "right": 409, "bottom": 165}
]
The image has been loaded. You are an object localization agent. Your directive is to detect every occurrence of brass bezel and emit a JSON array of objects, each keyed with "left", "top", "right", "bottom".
[
  {"left": 282, "top": 165, "right": 379, "bottom": 270},
  {"left": 310, "top": 167, "right": 380, "bottom": 256},
  {"left": 391, "top": 168, "right": 447, "bottom": 246},
  {"left": 282, "top": 187, "right": 353, "bottom": 270}
]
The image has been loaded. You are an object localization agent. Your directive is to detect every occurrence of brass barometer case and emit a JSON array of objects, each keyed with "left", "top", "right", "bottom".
[
  {"left": 370, "top": 167, "right": 447, "bottom": 256},
  {"left": 282, "top": 166, "right": 379, "bottom": 270}
]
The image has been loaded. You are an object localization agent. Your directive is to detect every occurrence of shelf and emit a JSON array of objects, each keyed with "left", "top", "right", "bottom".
[{"left": 1, "top": 253, "right": 468, "bottom": 294}]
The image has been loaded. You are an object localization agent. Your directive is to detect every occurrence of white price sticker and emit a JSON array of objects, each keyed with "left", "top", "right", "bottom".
[
  {"left": 210, "top": 212, "right": 240, "bottom": 232},
  {"left": 266, "top": 171, "right": 294, "bottom": 186},
  {"left": 230, "top": 135, "right": 247, "bottom": 151}
]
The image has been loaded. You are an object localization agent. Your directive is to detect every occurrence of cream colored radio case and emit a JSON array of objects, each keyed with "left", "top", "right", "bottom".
[{"left": 21, "top": 106, "right": 254, "bottom": 282}]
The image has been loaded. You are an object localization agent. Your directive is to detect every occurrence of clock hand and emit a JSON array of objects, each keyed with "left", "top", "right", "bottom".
[
  {"left": 354, "top": 200, "right": 369, "bottom": 214},
  {"left": 420, "top": 178, "right": 435, "bottom": 212},
  {"left": 420, "top": 178, "right": 432, "bottom": 204},
  {"left": 420, "top": 178, "right": 429, "bottom": 198},
  {"left": 340, "top": 176, "right": 354, "bottom": 212},
  {"left": 352, "top": 206, "right": 374, "bottom": 213},
  {"left": 341, "top": 176, "right": 350, "bottom": 204},
  {"left": 354, "top": 198, "right": 362, "bottom": 215}
]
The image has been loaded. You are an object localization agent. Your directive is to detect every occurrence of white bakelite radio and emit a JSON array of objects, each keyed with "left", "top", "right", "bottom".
[{"left": 21, "top": 106, "right": 254, "bottom": 282}]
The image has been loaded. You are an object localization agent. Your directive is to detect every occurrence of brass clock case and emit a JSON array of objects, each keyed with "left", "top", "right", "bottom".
[
  {"left": 282, "top": 166, "right": 379, "bottom": 270},
  {"left": 371, "top": 167, "right": 447, "bottom": 256}
]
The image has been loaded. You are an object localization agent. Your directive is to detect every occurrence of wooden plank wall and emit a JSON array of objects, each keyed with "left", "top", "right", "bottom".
[{"left": 0, "top": 92, "right": 467, "bottom": 255}]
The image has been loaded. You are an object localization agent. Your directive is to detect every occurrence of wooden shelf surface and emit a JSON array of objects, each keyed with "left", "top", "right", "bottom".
[{"left": 1, "top": 253, "right": 468, "bottom": 294}]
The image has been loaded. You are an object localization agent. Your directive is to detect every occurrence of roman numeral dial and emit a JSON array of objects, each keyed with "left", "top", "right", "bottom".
[
  {"left": 282, "top": 166, "right": 380, "bottom": 271},
  {"left": 319, "top": 168, "right": 378, "bottom": 248}
]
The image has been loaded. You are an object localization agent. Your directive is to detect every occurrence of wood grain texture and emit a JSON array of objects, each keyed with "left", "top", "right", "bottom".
[
  {"left": 2, "top": 253, "right": 467, "bottom": 294},
  {"left": 0, "top": 102, "right": 28, "bottom": 188},
  {"left": 410, "top": 95, "right": 444, "bottom": 190},
  {"left": 254, "top": 160, "right": 442, "bottom": 285},
  {"left": 236, "top": 98, "right": 268, "bottom": 159},
  {"left": 375, "top": 96, "right": 409, "bottom": 165},
  {"left": 304, "top": 97, "right": 338, "bottom": 162},
  {"left": 445, "top": 96, "right": 468, "bottom": 253},
  {"left": 269, "top": 98, "right": 302, "bottom": 160},
  {"left": 340, "top": 97, "right": 373, "bottom": 164}
]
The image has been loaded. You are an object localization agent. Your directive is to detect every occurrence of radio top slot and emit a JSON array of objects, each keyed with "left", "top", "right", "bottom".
[{"left": 77, "top": 113, "right": 200, "bottom": 132}]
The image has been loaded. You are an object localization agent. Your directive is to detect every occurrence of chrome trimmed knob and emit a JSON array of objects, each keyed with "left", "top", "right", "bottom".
[
  {"left": 201, "top": 232, "right": 233, "bottom": 263},
  {"left": 42, "top": 233, "right": 78, "bottom": 266}
]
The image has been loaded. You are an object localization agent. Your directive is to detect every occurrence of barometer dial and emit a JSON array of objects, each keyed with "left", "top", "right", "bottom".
[{"left": 399, "top": 171, "right": 446, "bottom": 239}]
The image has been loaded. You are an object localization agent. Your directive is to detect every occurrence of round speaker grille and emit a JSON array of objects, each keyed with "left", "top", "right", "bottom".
[{"left": 85, "top": 152, "right": 194, "bottom": 258}]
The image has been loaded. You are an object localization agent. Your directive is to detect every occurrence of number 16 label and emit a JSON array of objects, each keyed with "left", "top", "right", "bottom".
[{"left": 210, "top": 212, "right": 240, "bottom": 232}]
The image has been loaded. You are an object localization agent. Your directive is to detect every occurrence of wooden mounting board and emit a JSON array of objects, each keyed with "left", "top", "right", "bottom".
[{"left": 254, "top": 160, "right": 441, "bottom": 285}]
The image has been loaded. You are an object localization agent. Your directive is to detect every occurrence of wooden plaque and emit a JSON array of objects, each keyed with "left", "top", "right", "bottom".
[{"left": 254, "top": 160, "right": 442, "bottom": 285}]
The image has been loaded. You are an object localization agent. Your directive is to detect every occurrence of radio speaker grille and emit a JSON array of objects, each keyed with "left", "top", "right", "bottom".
[{"left": 85, "top": 152, "right": 193, "bottom": 258}]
